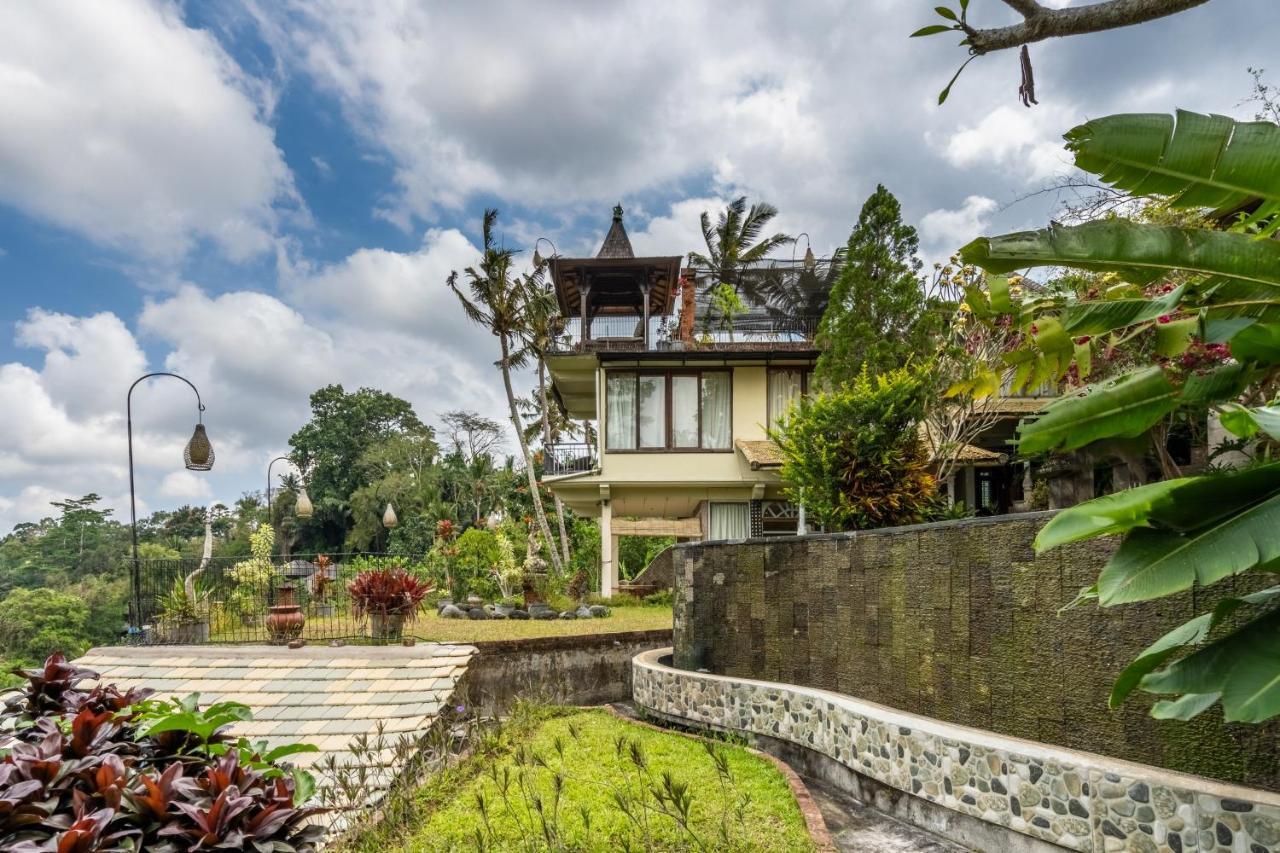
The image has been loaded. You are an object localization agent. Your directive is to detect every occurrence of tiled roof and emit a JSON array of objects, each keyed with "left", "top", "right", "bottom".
[{"left": 736, "top": 439, "right": 784, "bottom": 469}]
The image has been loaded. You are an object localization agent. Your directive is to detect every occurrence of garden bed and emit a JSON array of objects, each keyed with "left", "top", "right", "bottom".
[
  {"left": 206, "top": 601, "right": 672, "bottom": 644},
  {"left": 339, "top": 705, "right": 817, "bottom": 852}
]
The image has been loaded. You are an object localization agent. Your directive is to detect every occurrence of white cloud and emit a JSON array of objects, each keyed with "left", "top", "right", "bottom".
[
  {"left": 0, "top": 0, "right": 295, "bottom": 261},
  {"left": 158, "top": 471, "right": 214, "bottom": 502},
  {"left": 928, "top": 105, "right": 1074, "bottom": 184},
  {"left": 920, "top": 195, "right": 999, "bottom": 264},
  {"left": 15, "top": 310, "right": 147, "bottom": 419}
]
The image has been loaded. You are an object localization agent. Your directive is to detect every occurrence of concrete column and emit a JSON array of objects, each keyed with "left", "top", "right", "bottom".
[{"left": 600, "top": 499, "right": 615, "bottom": 597}]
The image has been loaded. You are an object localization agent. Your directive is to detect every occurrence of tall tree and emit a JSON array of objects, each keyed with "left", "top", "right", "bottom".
[
  {"left": 448, "top": 209, "right": 565, "bottom": 574},
  {"left": 688, "top": 197, "right": 793, "bottom": 302},
  {"left": 815, "top": 185, "right": 941, "bottom": 388},
  {"left": 288, "top": 385, "right": 425, "bottom": 549}
]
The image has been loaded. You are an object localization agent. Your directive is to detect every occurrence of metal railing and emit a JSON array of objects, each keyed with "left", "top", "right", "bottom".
[
  {"left": 543, "top": 442, "right": 597, "bottom": 476},
  {"left": 547, "top": 314, "right": 821, "bottom": 354},
  {"left": 128, "top": 553, "right": 438, "bottom": 645}
]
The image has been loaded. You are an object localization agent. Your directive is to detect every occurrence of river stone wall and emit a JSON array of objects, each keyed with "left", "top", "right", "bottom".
[
  {"left": 633, "top": 648, "right": 1280, "bottom": 853},
  {"left": 672, "top": 513, "right": 1279, "bottom": 792}
]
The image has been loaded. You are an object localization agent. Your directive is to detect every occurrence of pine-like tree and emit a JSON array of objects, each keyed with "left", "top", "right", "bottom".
[{"left": 815, "top": 185, "right": 941, "bottom": 387}]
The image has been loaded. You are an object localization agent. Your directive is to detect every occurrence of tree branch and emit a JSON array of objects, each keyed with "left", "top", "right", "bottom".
[{"left": 967, "top": 0, "right": 1212, "bottom": 54}]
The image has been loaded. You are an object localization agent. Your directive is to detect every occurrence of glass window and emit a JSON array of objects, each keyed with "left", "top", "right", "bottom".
[
  {"left": 638, "top": 375, "right": 666, "bottom": 448},
  {"left": 768, "top": 369, "right": 805, "bottom": 428},
  {"left": 671, "top": 375, "right": 699, "bottom": 448},
  {"left": 709, "top": 502, "right": 750, "bottom": 540},
  {"left": 700, "top": 373, "right": 731, "bottom": 449},
  {"left": 606, "top": 373, "right": 636, "bottom": 450}
]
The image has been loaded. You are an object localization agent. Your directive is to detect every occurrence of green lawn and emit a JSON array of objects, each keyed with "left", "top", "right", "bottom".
[
  {"left": 343, "top": 706, "right": 813, "bottom": 852},
  {"left": 207, "top": 602, "right": 672, "bottom": 645}
]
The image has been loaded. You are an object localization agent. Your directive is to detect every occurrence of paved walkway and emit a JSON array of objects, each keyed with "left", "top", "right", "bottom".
[
  {"left": 76, "top": 643, "right": 475, "bottom": 790},
  {"left": 806, "top": 778, "right": 971, "bottom": 853}
]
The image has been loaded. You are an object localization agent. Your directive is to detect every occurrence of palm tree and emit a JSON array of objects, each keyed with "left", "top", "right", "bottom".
[
  {"left": 688, "top": 197, "right": 794, "bottom": 303},
  {"left": 447, "top": 209, "right": 564, "bottom": 575}
]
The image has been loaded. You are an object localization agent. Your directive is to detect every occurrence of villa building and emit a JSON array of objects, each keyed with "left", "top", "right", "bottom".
[{"left": 541, "top": 207, "right": 822, "bottom": 595}]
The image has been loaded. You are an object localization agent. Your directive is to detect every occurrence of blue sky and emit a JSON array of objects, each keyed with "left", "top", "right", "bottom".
[{"left": 0, "top": 0, "right": 1275, "bottom": 530}]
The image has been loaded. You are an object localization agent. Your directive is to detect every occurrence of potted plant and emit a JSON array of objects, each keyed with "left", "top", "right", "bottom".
[
  {"left": 311, "top": 555, "right": 336, "bottom": 618},
  {"left": 348, "top": 567, "right": 432, "bottom": 642},
  {"left": 490, "top": 532, "right": 522, "bottom": 616},
  {"left": 158, "top": 576, "right": 210, "bottom": 644}
]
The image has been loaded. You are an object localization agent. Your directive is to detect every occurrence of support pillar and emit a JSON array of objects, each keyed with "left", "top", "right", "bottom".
[
  {"left": 600, "top": 498, "right": 615, "bottom": 598},
  {"left": 641, "top": 280, "right": 652, "bottom": 348},
  {"left": 580, "top": 280, "right": 592, "bottom": 344}
]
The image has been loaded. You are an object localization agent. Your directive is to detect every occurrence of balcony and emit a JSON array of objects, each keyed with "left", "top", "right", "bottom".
[
  {"left": 543, "top": 442, "right": 597, "bottom": 476},
  {"left": 547, "top": 314, "right": 821, "bottom": 355}
]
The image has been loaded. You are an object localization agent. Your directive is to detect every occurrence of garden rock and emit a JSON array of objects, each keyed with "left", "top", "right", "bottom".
[
  {"left": 575, "top": 605, "right": 594, "bottom": 619},
  {"left": 509, "top": 609, "right": 530, "bottom": 620},
  {"left": 467, "top": 607, "right": 489, "bottom": 620},
  {"left": 439, "top": 604, "right": 467, "bottom": 619},
  {"left": 560, "top": 610, "right": 577, "bottom": 620},
  {"left": 435, "top": 599, "right": 454, "bottom": 614},
  {"left": 589, "top": 605, "right": 610, "bottom": 618},
  {"left": 483, "top": 604, "right": 508, "bottom": 620},
  {"left": 531, "top": 609, "right": 557, "bottom": 620}
]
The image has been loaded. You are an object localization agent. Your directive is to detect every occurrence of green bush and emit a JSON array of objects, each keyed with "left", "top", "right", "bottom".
[
  {"left": 450, "top": 527, "right": 500, "bottom": 601},
  {"left": 0, "top": 587, "right": 92, "bottom": 662},
  {"left": 772, "top": 366, "right": 939, "bottom": 532}
]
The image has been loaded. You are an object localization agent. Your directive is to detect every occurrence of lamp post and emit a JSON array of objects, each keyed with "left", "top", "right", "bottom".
[
  {"left": 267, "top": 455, "right": 312, "bottom": 555},
  {"left": 792, "top": 232, "right": 817, "bottom": 272},
  {"left": 127, "top": 372, "right": 213, "bottom": 632},
  {"left": 531, "top": 237, "right": 558, "bottom": 269}
]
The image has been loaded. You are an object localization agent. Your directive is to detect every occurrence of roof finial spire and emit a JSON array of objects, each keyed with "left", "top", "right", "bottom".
[{"left": 612, "top": 203, "right": 624, "bottom": 222}]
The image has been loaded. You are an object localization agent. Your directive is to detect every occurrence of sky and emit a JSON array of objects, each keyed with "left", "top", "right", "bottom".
[{"left": 0, "top": 0, "right": 1274, "bottom": 532}]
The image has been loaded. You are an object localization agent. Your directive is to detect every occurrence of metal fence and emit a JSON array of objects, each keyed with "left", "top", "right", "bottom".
[
  {"left": 129, "top": 552, "right": 437, "bottom": 645},
  {"left": 543, "top": 442, "right": 597, "bottom": 476}
]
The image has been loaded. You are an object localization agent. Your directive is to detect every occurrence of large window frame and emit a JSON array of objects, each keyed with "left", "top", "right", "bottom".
[
  {"left": 766, "top": 367, "right": 813, "bottom": 429},
  {"left": 605, "top": 369, "right": 734, "bottom": 453}
]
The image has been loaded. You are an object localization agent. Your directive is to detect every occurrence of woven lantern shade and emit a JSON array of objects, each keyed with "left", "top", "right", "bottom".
[
  {"left": 382, "top": 502, "right": 398, "bottom": 528},
  {"left": 184, "top": 423, "right": 214, "bottom": 471},
  {"left": 803, "top": 245, "right": 816, "bottom": 272},
  {"left": 295, "top": 488, "right": 314, "bottom": 519}
]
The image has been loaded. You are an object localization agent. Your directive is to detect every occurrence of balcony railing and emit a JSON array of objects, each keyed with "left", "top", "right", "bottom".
[
  {"left": 547, "top": 314, "right": 821, "bottom": 354},
  {"left": 543, "top": 442, "right": 597, "bottom": 476}
]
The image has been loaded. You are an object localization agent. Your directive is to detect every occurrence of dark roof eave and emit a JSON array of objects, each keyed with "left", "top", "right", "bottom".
[{"left": 596, "top": 348, "right": 820, "bottom": 363}]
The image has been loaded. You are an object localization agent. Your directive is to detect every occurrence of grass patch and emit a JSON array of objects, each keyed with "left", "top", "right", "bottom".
[{"left": 341, "top": 705, "right": 813, "bottom": 852}]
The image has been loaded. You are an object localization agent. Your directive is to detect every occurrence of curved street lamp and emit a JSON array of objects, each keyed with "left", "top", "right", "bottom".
[
  {"left": 267, "top": 455, "right": 313, "bottom": 561},
  {"left": 792, "top": 232, "right": 817, "bottom": 272},
  {"left": 531, "top": 237, "right": 558, "bottom": 269},
  {"left": 127, "top": 372, "right": 213, "bottom": 632}
]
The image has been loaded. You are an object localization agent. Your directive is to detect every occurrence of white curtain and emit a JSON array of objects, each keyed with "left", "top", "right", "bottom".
[
  {"left": 709, "top": 503, "right": 749, "bottom": 540},
  {"left": 671, "top": 376, "right": 699, "bottom": 447},
  {"left": 700, "top": 372, "right": 731, "bottom": 449},
  {"left": 638, "top": 375, "right": 666, "bottom": 448},
  {"left": 606, "top": 373, "right": 636, "bottom": 449},
  {"left": 769, "top": 370, "right": 804, "bottom": 428}
]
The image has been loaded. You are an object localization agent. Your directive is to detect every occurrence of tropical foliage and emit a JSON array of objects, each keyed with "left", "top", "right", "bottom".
[
  {"left": 772, "top": 366, "right": 939, "bottom": 531},
  {"left": 688, "top": 196, "right": 793, "bottom": 301},
  {"left": 0, "top": 653, "right": 325, "bottom": 851},
  {"left": 957, "top": 109, "right": 1280, "bottom": 722}
]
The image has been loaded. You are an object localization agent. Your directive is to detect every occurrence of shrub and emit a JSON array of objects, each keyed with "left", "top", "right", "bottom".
[
  {"left": 0, "top": 653, "right": 325, "bottom": 851},
  {"left": 0, "top": 588, "right": 91, "bottom": 663},
  {"left": 772, "top": 365, "right": 939, "bottom": 531},
  {"left": 450, "top": 528, "right": 500, "bottom": 601},
  {"left": 347, "top": 568, "right": 433, "bottom": 621},
  {"left": 229, "top": 525, "right": 276, "bottom": 616}
]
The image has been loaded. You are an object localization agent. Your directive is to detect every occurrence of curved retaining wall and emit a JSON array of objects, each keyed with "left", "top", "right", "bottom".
[
  {"left": 633, "top": 648, "right": 1280, "bottom": 853},
  {"left": 672, "top": 513, "right": 1279, "bottom": 790}
]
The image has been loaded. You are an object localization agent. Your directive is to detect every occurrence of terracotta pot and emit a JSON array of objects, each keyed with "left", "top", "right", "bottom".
[
  {"left": 266, "top": 583, "right": 305, "bottom": 644},
  {"left": 370, "top": 611, "right": 406, "bottom": 642}
]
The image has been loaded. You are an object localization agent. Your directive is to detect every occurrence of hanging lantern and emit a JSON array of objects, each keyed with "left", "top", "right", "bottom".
[
  {"left": 532, "top": 247, "right": 543, "bottom": 267},
  {"left": 295, "top": 487, "right": 314, "bottom": 518},
  {"left": 803, "top": 245, "right": 816, "bottom": 272},
  {"left": 382, "top": 502, "right": 398, "bottom": 528},
  {"left": 184, "top": 423, "right": 214, "bottom": 471}
]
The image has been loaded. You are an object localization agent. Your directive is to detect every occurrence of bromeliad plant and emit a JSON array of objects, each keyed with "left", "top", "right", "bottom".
[
  {"left": 347, "top": 568, "right": 433, "bottom": 621},
  {"left": 0, "top": 653, "right": 326, "bottom": 851},
  {"left": 954, "top": 109, "right": 1280, "bottom": 723}
]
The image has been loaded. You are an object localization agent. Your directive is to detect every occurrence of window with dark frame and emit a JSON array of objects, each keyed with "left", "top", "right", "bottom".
[{"left": 604, "top": 370, "right": 732, "bottom": 451}]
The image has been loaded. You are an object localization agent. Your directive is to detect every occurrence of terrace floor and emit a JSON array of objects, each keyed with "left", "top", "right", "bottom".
[{"left": 75, "top": 643, "right": 474, "bottom": 796}]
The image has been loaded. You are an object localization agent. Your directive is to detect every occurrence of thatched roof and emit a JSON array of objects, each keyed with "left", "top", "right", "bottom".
[{"left": 735, "top": 439, "right": 784, "bottom": 470}]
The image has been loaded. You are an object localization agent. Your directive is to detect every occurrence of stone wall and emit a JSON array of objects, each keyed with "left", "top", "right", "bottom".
[
  {"left": 460, "top": 629, "right": 672, "bottom": 716},
  {"left": 672, "top": 513, "right": 1280, "bottom": 791},
  {"left": 634, "top": 648, "right": 1280, "bottom": 853}
]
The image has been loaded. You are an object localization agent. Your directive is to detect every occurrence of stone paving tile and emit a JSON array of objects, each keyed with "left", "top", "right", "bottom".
[{"left": 74, "top": 643, "right": 473, "bottom": 805}]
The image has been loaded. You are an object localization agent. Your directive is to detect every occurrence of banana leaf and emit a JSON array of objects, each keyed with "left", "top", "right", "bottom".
[
  {"left": 1059, "top": 284, "right": 1184, "bottom": 336},
  {"left": 1098, "top": 492, "right": 1280, "bottom": 605},
  {"left": 1140, "top": 606, "right": 1280, "bottom": 723},
  {"left": 1064, "top": 110, "right": 1280, "bottom": 212},
  {"left": 1109, "top": 586, "right": 1280, "bottom": 708},
  {"left": 1017, "top": 367, "right": 1178, "bottom": 454},
  {"left": 1229, "top": 322, "right": 1280, "bottom": 363},
  {"left": 960, "top": 221, "right": 1280, "bottom": 292}
]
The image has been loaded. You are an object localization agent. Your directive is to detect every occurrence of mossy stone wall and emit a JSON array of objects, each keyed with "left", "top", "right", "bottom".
[{"left": 672, "top": 512, "right": 1280, "bottom": 791}]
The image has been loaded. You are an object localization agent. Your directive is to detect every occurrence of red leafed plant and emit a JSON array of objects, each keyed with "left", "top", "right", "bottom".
[
  {"left": 347, "top": 568, "right": 433, "bottom": 622},
  {"left": 0, "top": 653, "right": 327, "bottom": 852}
]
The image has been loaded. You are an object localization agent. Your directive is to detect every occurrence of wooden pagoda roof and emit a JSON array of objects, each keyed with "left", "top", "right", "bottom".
[{"left": 549, "top": 205, "right": 682, "bottom": 316}]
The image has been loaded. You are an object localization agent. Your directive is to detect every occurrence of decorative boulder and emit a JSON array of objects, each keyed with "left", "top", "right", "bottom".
[
  {"left": 439, "top": 604, "right": 467, "bottom": 619},
  {"left": 509, "top": 609, "right": 530, "bottom": 620},
  {"left": 467, "top": 607, "right": 489, "bottom": 620},
  {"left": 559, "top": 610, "right": 577, "bottom": 620},
  {"left": 531, "top": 608, "right": 557, "bottom": 620},
  {"left": 589, "top": 605, "right": 610, "bottom": 618},
  {"left": 575, "top": 605, "right": 594, "bottom": 619},
  {"left": 483, "top": 604, "right": 508, "bottom": 620},
  {"left": 435, "top": 598, "right": 454, "bottom": 614}
]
